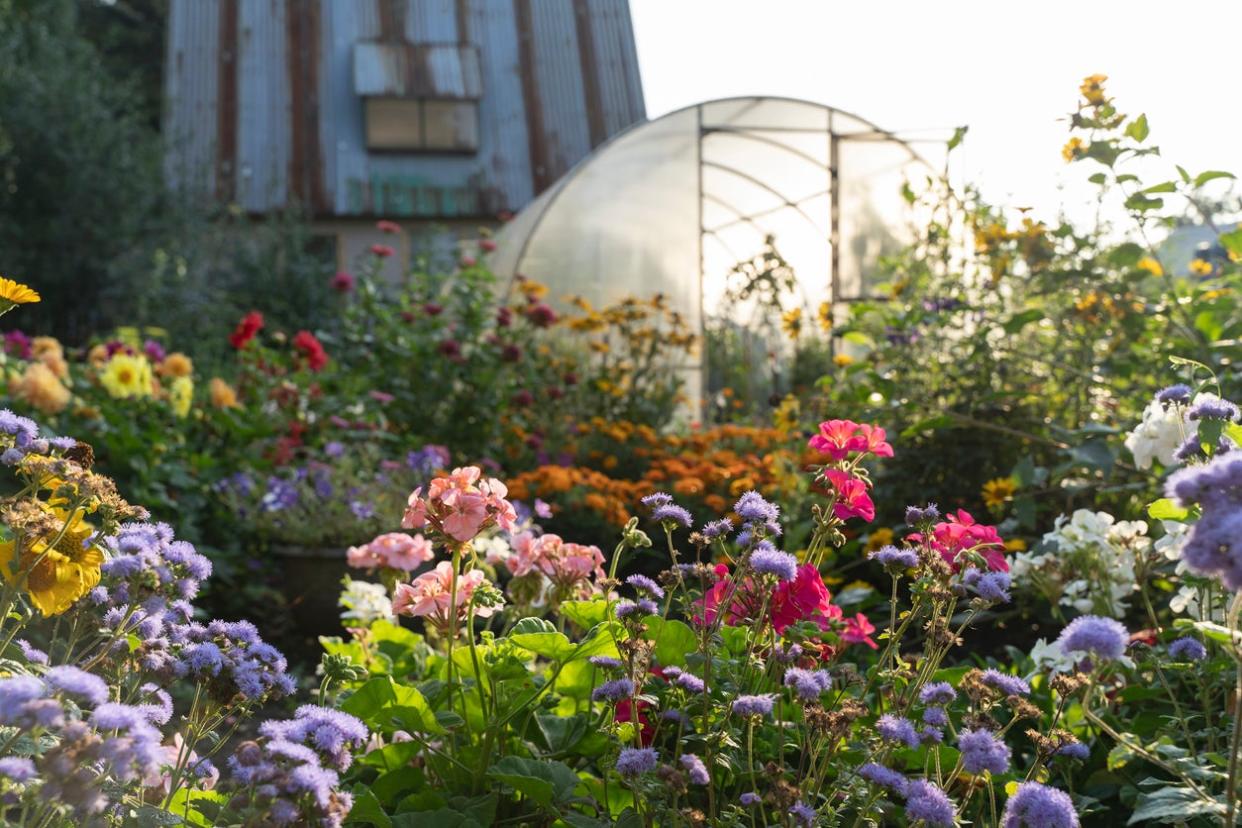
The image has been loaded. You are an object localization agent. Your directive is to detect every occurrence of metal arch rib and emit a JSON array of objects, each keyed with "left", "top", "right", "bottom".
[{"left": 701, "top": 161, "right": 824, "bottom": 235}]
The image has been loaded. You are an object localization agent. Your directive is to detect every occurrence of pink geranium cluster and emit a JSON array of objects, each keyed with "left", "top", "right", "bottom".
[
  {"left": 807, "top": 420, "right": 893, "bottom": 523},
  {"left": 507, "top": 533, "right": 606, "bottom": 593},
  {"left": 908, "top": 509, "right": 1008, "bottom": 572},
  {"left": 392, "top": 562, "right": 501, "bottom": 630},
  {"left": 699, "top": 563, "right": 875, "bottom": 651},
  {"left": 346, "top": 532, "right": 435, "bottom": 573},
  {"left": 403, "top": 466, "right": 517, "bottom": 544}
]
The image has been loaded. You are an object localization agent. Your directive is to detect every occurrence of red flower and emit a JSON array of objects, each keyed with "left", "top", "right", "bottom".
[
  {"left": 908, "top": 509, "right": 1007, "bottom": 572},
  {"left": 823, "top": 469, "right": 875, "bottom": 522},
  {"left": 229, "top": 311, "right": 264, "bottom": 350},
  {"left": 479, "top": 239, "right": 497, "bottom": 252},
  {"left": 615, "top": 699, "right": 654, "bottom": 746},
  {"left": 371, "top": 244, "right": 394, "bottom": 258},
  {"left": 843, "top": 613, "right": 878, "bottom": 649},
  {"left": 376, "top": 220, "right": 401, "bottom": 234},
  {"left": 460, "top": 255, "right": 477, "bottom": 268},
  {"left": 808, "top": 419, "right": 859, "bottom": 460},
  {"left": 525, "top": 303, "right": 557, "bottom": 328},
  {"left": 496, "top": 307, "right": 512, "bottom": 328},
  {"left": 500, "top": 344, "right": 522, "bottom": 363},
  {"left": 292, "top": 330, "right": 329, "bottom": 372},
  {"left": 437, "top": 339, "right": 463, "bottom": 361},
  {"left": 847, "top": 424, "right": 893, "bottom": 458},
  {"left": 511, "top": 390, "right": 534, "bottom": 407},
  {"left": 770, "top": 564, "right": 843, "bottom": 634},
  {"left": 331, "top": 271, "right": 355, "bottom": 293},
  {"left": 423, "top": 302, "right": 443, "bottom": 317}
]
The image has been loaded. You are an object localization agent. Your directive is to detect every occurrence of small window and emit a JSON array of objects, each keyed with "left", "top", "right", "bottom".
[{"left": 364, "top": 98, "right": 479, "bottom": 153}]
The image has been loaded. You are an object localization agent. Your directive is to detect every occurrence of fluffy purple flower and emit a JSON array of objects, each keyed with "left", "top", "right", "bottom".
[
  {"left": 16, "top": 639, "right": 47, "bottom": 665},
  {"left": 869, "top": 545, "right": 919, "bottom": 570},
  {"left": 1187, "top": 398, "right": 1240, "bottom": 422},
  {"left": 919, "top": 682, "right": 956, "bottom": 706},
  {"left": 1056, "top": 742, "right": 1090, "bottom": 761},
  {"left": 626, "top": 574, "right": 665, "bottom": 598},
  {"left": 921, "top": 725, "right": 944, "bottom": 744},
  {"left": 0, "top": 757, "right": 35, "bottom": 782},
  {"left": 980, "top": 669, "right": 1031, "bottom": 697},
  {"left": 1000, "top": 782, "right": 1079, "bottom": 828},
  {"left": 750, "top": 544, "right": 798, "bottom": 581},
  {"left": 973, "top": 571, "right": 1012, "bottom": 603},
  {"left": 0, "top": 676, "right": 48, "bottom": 726},
  {"left": 905, "top": 503, "right": 940, "bottom": 525},
  {"left": 875, "top": 714, "right": 919, "bottom": 748},
  {"left": 616, "top": 747, "right": 657, "bottom": 776},
  {"left": 1056, "top": 615, "right": 1129, "bottom": 661},
  {"left": 735, "top": 491, "right": 779, "bottom": 524},
  {"left": 701, "top": 518, "right": 734, "bottom": 540},
  {"left": 1156, "top": 384, "right": 1193, "bottom": 405},
  {"left": 589, "top": 656, "right": 622, "bottom": 669},
  {"left": 675, "top": 672, "right": 706, "bottom": 693},
  {"left": 740, "top": 792, "right": 761, "bottom": 806},
  {"left": 959, "top": 728, "right": 1011, "bottom": 774},
  {"left": 789, "top": 802, "right": 816, "bottom": 826},
  {"left": 732, "top": 694, "right": 776, "bottom": 717},
  {"left": 859, "top": 762, "right": 907, "bottom": 795},
  {"left": 614, "top": 601, "right": 640, "bottom": 618},
  {"left": 641, "top": 492, "right": 673, "bottom": 508},
  {"left": 592, "top": 677, "right": 635, "bottom": 703},
  {"left": 923, "top": 706, "right": 949, "bottom": 727},
  {"left": 905, "top": 780, "right": 955, "bottom": 827},
  {"left": 784, "top": 668, "right": 832, "bottom": 700},
  {"left": 1168, "top": 451, "right": 1242, "bottom": 512},
  {"left": 1178, "top": 509, "right": 1242, "bottom": 590},
  {"left": 1168, "top": 637, "right": 1208, "bottom": 662},
  {"left": 44, "top": 666, "right": 108, "bottom": 707},
  {"left": 651, "top": 504, "right": 693, "bottom": 529},
  {"left": 679, "top": 753, "right": 709, "bottom": 785}
]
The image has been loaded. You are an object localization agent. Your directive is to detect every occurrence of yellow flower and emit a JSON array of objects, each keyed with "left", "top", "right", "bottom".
[
  {"left": 87, "top": 344, "right": 110, "bottom": 370},
  {"left": 1189, "top": 258, "right": 1214, "bottom": 276},
  {"left": 169, "top": 376, "right": 193, "bottom": 418},
  {"left": 14, "top": 362, "right": 70, "bottom": 414},
  {"left": 31, "top": 336, "right": 62, "bottom": 362},
  {"left": 1004, "top": 538, "right": 1028, "bottom": 553},
  {"left": 0, "top": 508, "right": 103, "bottom": 616},
  {"left": 1079, "top": 73, "right": 1108, "bottom": 106},
  {"left": 781, "top": 307, "right": 803, "bottom": 340},
  {"left": 0, "top": 277, "right": 40, "bottom": 314},
  {"left": 1136, "top": 256, "right": 1163, "bottom": 277},
  {"left": 817, "top": 301, "right": 833, "bottom": 332},
  {"left": 981, "top": 477, "right": 1017, "bottom": 508},
  {"left": 159, "top": 352, "right": 194, "bottom": 378},
  {"left": 209, "top": 377, "right": 240, "bottom": 409},
  {"left": 833, "top": 353, "right": 855, "bottom": 367},
  {"left": 99, "top": 353, "right": 154, "bottom": 399},
  {"left": 864, "top": 527, "right": 895, "bottom": 554},
  {"left": 1062, "top": 137, "right": 1086, "bottom": 163},
  {"left": 773, "top": 394, "right": 800, "bottom": 435}
]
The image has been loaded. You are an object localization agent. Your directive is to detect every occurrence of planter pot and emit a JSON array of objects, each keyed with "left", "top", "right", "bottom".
[{"left": 270, "top": 544, "right": 350, "bottom": 639}]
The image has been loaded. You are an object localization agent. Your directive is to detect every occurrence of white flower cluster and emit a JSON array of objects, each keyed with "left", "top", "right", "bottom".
[
  {"left": 338, "top": 578, "right": 393, "bottom": 625},
  {"left": 1123, "top": 399, "right": 1186, "bottom": 470},
  {"left": 1010, "top": 509, "right": 1150, "bottom": 615}
]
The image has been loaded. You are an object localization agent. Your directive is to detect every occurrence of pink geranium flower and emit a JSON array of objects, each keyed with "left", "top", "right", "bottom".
[
  {"left": 392, "top": 562, "right": 501, "bottom": 629},
  {"left": 366, "top": 532, "right": 435, "bottom": 572},
  {"left": 403, "top": 466, "right": 517, "bottom": 544},
  {"left": 846, "top": 424, "right": 893, "bottom": 457},
  {"left": 908, "top": 509, "right": 1008, "bottom": 572},
  {"left": 823, "top": 469, "right": 876, "bottom": 522},
  {"left": 843, "top": 612, "right": 878, "bottom": 649},
  {"left": 771, "top": 563, "right": 843, "bottom": 633},
  {"left": 808, "top": 419, "right": 860, "bottom": 460}
]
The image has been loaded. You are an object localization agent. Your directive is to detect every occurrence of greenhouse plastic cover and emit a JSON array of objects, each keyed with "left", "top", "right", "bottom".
[{"left": 491, "top": 97, "right": 936, "bottom": 407}]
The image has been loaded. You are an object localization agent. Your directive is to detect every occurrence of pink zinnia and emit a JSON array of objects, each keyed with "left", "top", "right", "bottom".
[{"left": 824, "top": 469, "right": 876, "bottom": 522}]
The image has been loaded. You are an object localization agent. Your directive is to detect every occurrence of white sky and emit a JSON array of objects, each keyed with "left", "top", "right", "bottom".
[{"left": 630, "top": 0, "right": 1242, "bottom": 225}]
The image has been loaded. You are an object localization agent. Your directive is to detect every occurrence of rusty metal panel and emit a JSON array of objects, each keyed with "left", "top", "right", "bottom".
[
  {"left": 472, "top": 1, "right": 534, "bottom": 211},
  {"left": 527, "top": 0, "right": 592, "bottom": 182},
  {"left": 404, "top": 0, "right": 459, "bottom": 41},
  {"left": 164, "top": 0, "right": 221, "bottom": 197},
  {"left": 585, "top": 0, "right": 645, "bottom": 135},
  {"left": 353, "top": 42, "right": 482, "bottom": 99}
]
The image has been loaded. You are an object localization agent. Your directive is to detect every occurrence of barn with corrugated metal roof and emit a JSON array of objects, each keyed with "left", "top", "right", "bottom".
[{"left": 163, "top": 0, "right": 646, "bottom": 273}]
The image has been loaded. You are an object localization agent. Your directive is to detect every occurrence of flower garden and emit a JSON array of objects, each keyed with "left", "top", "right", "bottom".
[{"left": 0, "top": 77, "right": 1239, "bottom": 827}]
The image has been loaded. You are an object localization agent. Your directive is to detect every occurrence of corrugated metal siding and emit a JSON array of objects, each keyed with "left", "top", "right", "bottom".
[
  {"left": 165, "top": 0, "right": 646, "bottom": 218},
  {"left": 353, "top": 42, "right": 482, "bottom": 98}
]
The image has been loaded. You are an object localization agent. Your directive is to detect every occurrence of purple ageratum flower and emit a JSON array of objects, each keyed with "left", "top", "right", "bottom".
[
  {"left": 732, "top": 694, "right": 776, "bottom": 717},
  {"left": 1056, "top": 615, "right": 1129, "bottom": 661},
  {"left": 260, "top": 476, "right": 300, "bottom": 512},
  {"left": 980, "top": 669, "right": 1031, "bottom": 697},
  {"left": 789, "top": 802, "right": 816, "bottom": 826},
  {"left": 0, "top": 410, "right": 38, "bottom": 446},
  {"left": 905, "top": 780, "right": 955, "bottom": 827},
  {"left": 16, "top": 639, "right": 47, "bottom": 666},
  {"left": 1155, "top": 384, "right": 1193, "bottom": 405},
  {"left": 1000, "top": 782, "right": 1079, "bottom": 828},
  {"left": 679, "top": 753, "right": 709, "bottom": 785},
  {"left": 675, "top": 673, "right": 706, "bottom": 694},
  {"left": 0, "top": 757, "right": 35, "bottom": 782},
  {"left": 921, "top": 726, "right": 944, "bottom": 744},
  {"left": 784, "top": 668, "right": 832, "bottom": 701},
  {"left": 615, "top": 747, "right": 657, "bottom": 777},
  {"left": 923, "top": 706, "right": 949, "bottom": 727},
  {"left": 750, "top": 544, "right": 798, "bottom": 581},
  {"left": 740, "top": 792, "right": 761, "bottom": 806},
  {"left": 626, "top": 574, "right": 665, "bottom": 599},
  {"left": 1056, "top": 742, "right": 1090, "bottom": 761},
  {"left": 0, "top": 675, "right": 48, "bottom": 726},
  {"left": 589, "top": 656, "right": 622, "bottom": 669},
  {"left": 1168, "top": 637, "right": 1208, "bottom": 662},
  {"left": 614, "top": 601, "right": 640, "bottom": 619},
  {"left": 734, "top": 491, "right": 779, "bottom": 524},
  {"left": 260, "top": 705, "right": 368, "bottom": 772},
  {"left": 859, "top": 762, "right": 907, "bottom": 795},
  {"left": 1168, "top": 451, "right": 1242, "bottom": 510},
  {"left": 324, "top": 441, "right": 345, "bottom": 458},
  {"left": 592, "top": 677, "right": 635, "bottom": 703},
  {"left": 869, "top": 545, "right": 919, "bottom": 570},
  {"left": 973, "top": 571, "right": 1012, "bottom": 603},
  {"left": 44, "top": 666, "right": 108, "bottom": 707},
  {"left": 919, "top": 682, "right": 956, "bottom": 706},
  {"left": 641, "top": 492, "right": 673, "bottom": 509},
  {"left": 1187, "top": 398, "right": 1240, "bottom": 422},
  {"left": 661, "top": 709, "right": 691, "bottom": 727},
  {"left": 958, "top": 728, "right": 1012, "bottom": 774},
  {"left": 701, "top": 518, "right": 734, "bottom": 540},
  {"left": 651, "top": 503, "right": 693, "bottom": 529},
  {"left": 905, "top": 503, "right": 940, "bottom": 525},
  {"left": 635, "top": 598, "right": 659, "bottom": 615},
  {"left": 875, "top": 714, "right": 920, "bottom": 748}
]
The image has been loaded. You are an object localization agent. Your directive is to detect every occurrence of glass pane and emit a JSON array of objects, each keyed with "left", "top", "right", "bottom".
[
  {"left": 365, "top": 99, "right": 424, "bottom": 151},
  {"left": 423, "top": 100, "right": 479, "bottom": 151}
]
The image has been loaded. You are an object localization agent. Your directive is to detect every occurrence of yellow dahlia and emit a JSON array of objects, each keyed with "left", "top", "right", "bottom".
[
  {"left": 14, "top": 362, "right": 70, "bottom": 414},
  {"left": 209, "top": 377, "right": 239, "bottom": 409},
  {"left": 159, "top": 352, "right": 194, "bottom": 378},
  {"left": 100, "top": 353, "right": 154, "bottom": 399}
]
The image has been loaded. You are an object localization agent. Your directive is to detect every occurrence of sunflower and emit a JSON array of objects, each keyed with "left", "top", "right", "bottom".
[
  {"left": 1079, "top": 73, "right": 1108, "bottom": 106},
  {"left": 1061, "top": 137, "right": 1086, "bottom": 163},
  {"left": 781, "top": 307, "right": 803, "bottom": 340},
  {"left": 100, "top": 353, "right": 154, "bottom": 399},
  {"left": 981, "top": 477, "right": 1017, "bottom": 509},
  {"left": 0, "top": 278, "right": 40, "bottom": 315},
  {"left": 0, "top": 508, "right": 104, "bottom": 616}
]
